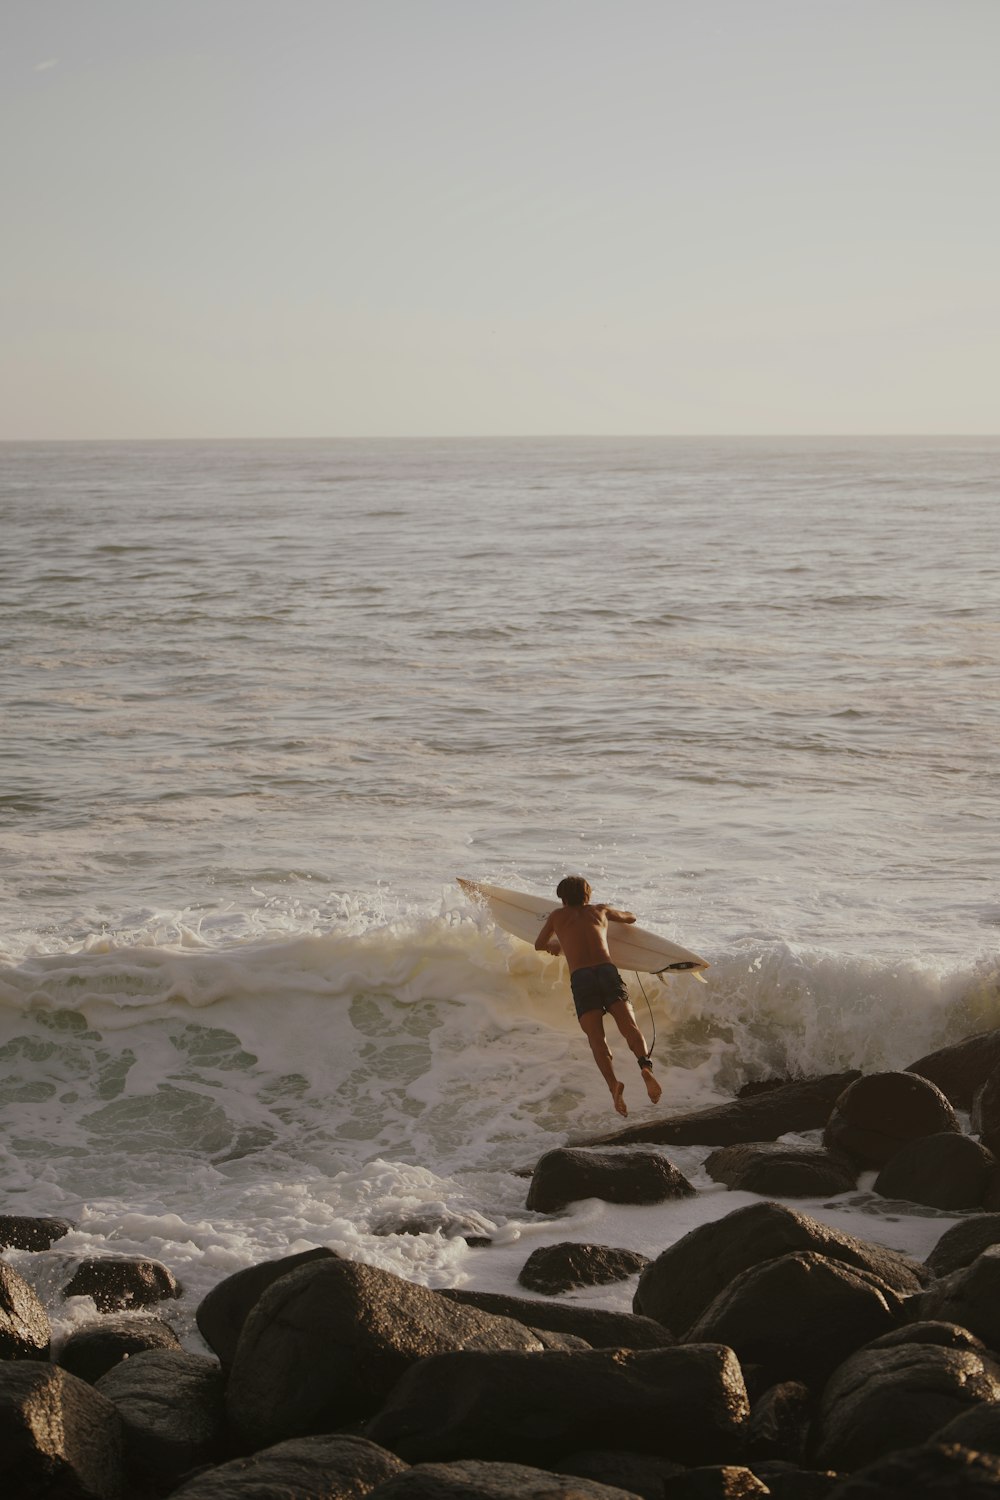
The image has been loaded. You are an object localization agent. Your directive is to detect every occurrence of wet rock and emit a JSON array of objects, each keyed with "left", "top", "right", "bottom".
[
  {"left": 517, "top": 1243, "right": 649, "bottom": 1295},
  {"left": 95, "top": 1348, "right": 226, "bottom": 1489},
  {"left": 915, "top": 1245, "right": 1000, "bottom": 1346},
  {"left": 633, "top": 1200, "right": 925, "bottom": 1336},
  {"left": 826, "top": 1441, "right": 1000, "bottom": 1497},
  {"left": 0, "top": 1361, "right": 125, "bottom": 1499},
  {"left": 371, "top": 1207, "right": 497, "bottom": 1241},
  {"left": 931, "top": 1401, "right": 1000, "bottom": 1457},
  {"left": 368, "top": 1459, "right": 640, "bottom": 1499},
  {"left": 0, "top": 1214, "right": 74, "bottom": 1251},
  {"left": 196, "top": 1245, "right": 339, "bottom": 1367},
  {"left": 661, "top": 1468, "right": 769, "bottom": 1498},
  {"left": 813, "top": 1337, "right": 1000, "bottom": 1472},
  {"left": 865, "top": 1320, "right": 990, "bottom": 1355},
  {"left": 685, "top": 1250, "right": 906, "bottom": 1388},
  {"left": 907, "top": 1027, "right": 1000, "bottom": 1109},
  {"left": 226, "top": 1257, "right": 546, "bottom": 1450},
  {"left": 57, "top": 1315, "right": 182, "bottom": 1383},
  {"left": 439, "top": 1290, "right": 674, "bottom": 1349},
  {"left": 971, "top": 1064, "right": 1000, "bottom": 1155},
  {"left": 63, "top": 1255, "right": 180, "bottom": 1313},
  {"left": 526, "top": 1148, "right": 694, "bottom": 1213},
  {"left": 0, "top": 1259, "right": 51, "bottom": 1359},
  {"left": 823, "top": 1071, "right": 961, "bottom": 1168},
  {"left": 705, "top": 1143, "right": 856, "bottom": 1198},
  {"left": 171, "top": 1433, "right": 409, "bottom": 1498},
  {"left": 366, "top": 1344, "right": 749, "bottom": 1468},
  {"left": 746, "top": 1381, "right": 812, "bottom": 1464},
  {"left": 925, "top": 1213, "right": 1000, "bottom": 1276},
  {"left": 749, "top": 1463, "right": 840, "bottom": 1500},
  {"left": 554, "top": 1449, "right": 684, "bottom": 1499},
  {"left": 872, "top": 1131, "right": 997, "bottom": 1210},
  {"left": 583, "top": 1072, "right": 861, "bottom": 1148}
]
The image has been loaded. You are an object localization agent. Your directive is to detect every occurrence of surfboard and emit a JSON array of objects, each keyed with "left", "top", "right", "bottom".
[{"left": 457, "top": 878, "right": 709, "bottom": 980}]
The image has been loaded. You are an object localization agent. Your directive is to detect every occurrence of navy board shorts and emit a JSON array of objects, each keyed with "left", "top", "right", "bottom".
[{"left": 570, "top": 963, "right": 629, "bottom": 1020}]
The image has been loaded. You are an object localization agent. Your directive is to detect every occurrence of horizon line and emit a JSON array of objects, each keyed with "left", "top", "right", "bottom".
[{"left": 3, "top": 432, "right": 999, "bottom": 445}]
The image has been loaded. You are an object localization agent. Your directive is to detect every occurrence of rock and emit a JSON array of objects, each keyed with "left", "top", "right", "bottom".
[
  {"left": 526, "top": 1149, "right": 694, "bottom": 1213},
  {"left": 825, "top": 1441, "right": 1000, "bottom": 1497},
  {"left": 57, "top": 1315, "right": 182, "bottom": 1383},
  {"left": 196, "top": 1246, "right": 339, "bottom": 1367},
  {"left": 554, "top": 1450, "right": 685, "bottom": 1498},
  {"left": 0, "top": 1259, "right": 52, "bottom": 1359},
  {"left": 226, "top": 1257, "right": 546, "bottom": 1450},
  {"left": 705, "top": 1143, "right": 856, "bottom": 1197},
  {"left": 63, "top": 1256, "right": 180, "bottom": 1313},
  {"left": 813, "top": 1337, "right": 1000, "bottom": 1472},
  {"left": 371, "top": 1208, "right": 497, "bottom": 1241},
  {"left": 915, "top": 1245, "right": 1000, "bottom": 1346},
  {"left": 0, "top": 1214, "right": 74, "bottom": 1251},
  {"left": 0, "top": 1361, "right": 125, "bottom": 1499},
  {"left": 925, "top": 1213, "right": 1000, "bottom": 1276},
  {"left": 749, "top": 1464, "right": 840, "bottom": 1500},
  {"left": 661, "top": 1469, "right": 769, "bottom": 1498},
  {"left": 439, "top": 1290, "right": 674, "bottom": 1350},
  {"left": 633, "top": 1200, "right": 926, "bottom": 1336},
  {"left": 907, "top": 1027, "right": 1000, "bottom": 1109},
  {"left": 367, "top": 1459, "right": 640, "bottom": 1499},
  {"left": 582, "top": 1072, "right": 861, "bottom": 1148},
  {"left": 931, "top": 1401, "right": 1000, "bottom": 1457},
  {"left": 365, "top": 1344, "right": 749, "bottom": 1468},
  {"left": 685, "top": 1251, "right": 907, "bottom": 1388},
  {"left": 971, "top": 1065, "right": 1000, "bottom": 1155},
  {"left": 746, "top": 1381, "right": 811, "bottom": 1463},
  {"left": 171, "top": 1433, "right": 409, "bottom": 1498},
  {"left": 864, "top": 1320, "right": 990, "bottom": 1355},
  {"left": 95, "top": 1348, "right": 226, "bottom": 1487},
  {"left": 517, "top": 1243, "right": 649, "bottom": 1296},
  {"left": 873, "top": 1131, "right": 997, "bottom": 1210},
  {"left": 823, "top": 1071, "right": 961, "bottom": 1168}
]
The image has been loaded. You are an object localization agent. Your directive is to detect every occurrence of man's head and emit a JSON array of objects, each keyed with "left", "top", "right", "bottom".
[{"left": 556, "top": 875, "right": 591, "bottom": 906}]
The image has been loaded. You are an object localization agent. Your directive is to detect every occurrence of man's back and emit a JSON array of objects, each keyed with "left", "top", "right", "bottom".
[{"left": 546, "top": 903, "right": 631, "bottom": 972}]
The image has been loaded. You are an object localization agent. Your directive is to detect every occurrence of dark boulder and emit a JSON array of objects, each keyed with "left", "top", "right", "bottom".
[
  {"left": 873, "top": 1131, "right": 998, "bottom": 1210},
  {"left": 823, "top": 1071, "right": 960, "bottom": 1168},
  {"left": 95, "top": 1348, "right": 226, "bottom": 1488},
  {"left": 367, "top": 1459, "right": 640, "bottom": 1499},
  {"left": 826, "top": 1441, "right": 1000, "bottom": 1497},
  {"left": 685, "top": 1251, "right": 907, "bottom": 1388},
  {"left": 915, "top": 1245, "right": 1000, "bottom": 1346},
  {"left": 746, "top": 1381, "right": 811, "bottom": 1464},
  {"left": 63, "top": 1255, "right": 180, "bottom": 1313},
  {"left": 171, "top": 1433, "right": 409, "bottom": 1498},
  {"left": 633, "top": 1200, "right": 926, "bottom": 1336},
  {"left": 0, "top": 1259, "right": 51, "bottom": 1359},
  {"left": 705, "top": 1143, "right": 856, "bottom": 1198},
  {"left": 196, "top": 1245, "right": 339, "bottom": 1366},
  {"left": 366, "top": 1344, "right": 749, "bottom": 1468},
  {"left": 226, "top": 1257, "right": 545, "bottom": 1450},
  {"left": 931, "top": 1402, "right": 1000, "bottom": 1457},
  {"left": 749, "top": 1464, "right": 840, "bottom": 1500},
  {"left": 517, "top": 1243, "right": 649, "bottom": 1295},
  {"left": 907, "top": 1027, "right": 1000, "bottom": 1109},
  {"left": 554, "top": 1450, "right": 684, "bottom": 1498},
  {"left": 583, "top": 1072, "right": 860, "bottom": 1149},
  {"left": 0, "top": 1214, "right": 74, "bottom": 1251},
  {"left": 0, "top": 1361, "right": 125, "bottom": 1499},
  {"left": 526, "top": 1148, "right": 694, "bottom": 1213},
  {"left": 57, "top": 1315, "right": 182, "bottom": 1384},
  {"left": 661, "top": 1469, "right": 769, "bottom": 1498},
  {"left": 813, "top": 1337, "right": 1000, "bottom": 1472},
  {"left": 865, "top": 1320, "right": 990, "bottom": 1355},
  {"left": 440, "top": 1289, "right": 674, "bottom": 1349},
  {"left": 371, "top": 1208, "right": 496, "bottom": 1241},
  {"left": 925, "top": 1213, "right": 1000, "bottom": 1276},
  {"left": 971, "top": 1064, "right": 1000, "bottom": 1155}
]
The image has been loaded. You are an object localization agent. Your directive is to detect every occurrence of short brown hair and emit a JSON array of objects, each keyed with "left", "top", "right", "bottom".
[{"left": 556, "top": 875, "right": 591, "bottom": 906}]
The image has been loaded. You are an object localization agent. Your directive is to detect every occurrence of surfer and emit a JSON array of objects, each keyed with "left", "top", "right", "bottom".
[{"left": 534, "top": 876, "right": 662, "bottom": 1118}]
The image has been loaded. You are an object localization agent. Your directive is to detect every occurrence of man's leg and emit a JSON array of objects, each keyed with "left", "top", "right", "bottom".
[
  {"left": 608, "top": 999, "right": 662, "bottom": 1104},
  {"left": 579, "top": 1008, "right": 627, "bottom": 1117}
]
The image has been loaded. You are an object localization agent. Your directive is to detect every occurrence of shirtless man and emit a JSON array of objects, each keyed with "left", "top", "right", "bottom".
[{"left": 534, "top": 875, "right": 662, "bottom": 1117}]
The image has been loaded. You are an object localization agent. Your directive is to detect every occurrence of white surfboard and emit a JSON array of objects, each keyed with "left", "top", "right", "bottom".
[{"left": 457, "top": 878, "right": 709, "bottom": 980}]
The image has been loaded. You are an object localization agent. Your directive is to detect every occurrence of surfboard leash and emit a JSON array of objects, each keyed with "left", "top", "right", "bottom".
[{"left": 632, "top": 971, "right": 656, "bottom": 1059}]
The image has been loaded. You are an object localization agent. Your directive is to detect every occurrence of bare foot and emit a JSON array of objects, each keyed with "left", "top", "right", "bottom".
[
  {"left": 611, "top": 1081, "right": 627, "bottom": 1117},
  {"left": 641, "top": 1067, "right": 662, "bottom": 1105}
]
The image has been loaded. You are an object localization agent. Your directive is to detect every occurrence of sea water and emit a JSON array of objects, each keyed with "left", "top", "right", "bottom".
[{"left": 1, "top": 436, "right": 998, "bottom": 1347}]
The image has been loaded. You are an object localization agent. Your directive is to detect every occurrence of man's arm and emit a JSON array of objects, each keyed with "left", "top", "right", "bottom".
[
  {"left": 601, "top": 905, "right": 636, "bottom": 925},
  {"left": 534, "top": 913, "right": 561, "bottom": 955}
]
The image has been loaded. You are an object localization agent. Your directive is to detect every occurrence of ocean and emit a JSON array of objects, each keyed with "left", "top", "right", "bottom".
[{"left": 1, "top": 435, "right": 998, "bottom": 1347}]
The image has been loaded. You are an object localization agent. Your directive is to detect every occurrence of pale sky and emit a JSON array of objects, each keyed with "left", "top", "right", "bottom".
[{"left": 3, "top": 0, "right": 998, "bottom": 437}]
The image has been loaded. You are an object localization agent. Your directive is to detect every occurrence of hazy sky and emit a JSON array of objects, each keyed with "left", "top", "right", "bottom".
[{"left": 3, "top": 0, "right": 998, "bottom": 437}]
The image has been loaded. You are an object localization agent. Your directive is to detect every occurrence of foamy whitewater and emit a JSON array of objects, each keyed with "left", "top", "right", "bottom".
[{"left": 1, "top": 436, "right": 998, "bottom": 1348}]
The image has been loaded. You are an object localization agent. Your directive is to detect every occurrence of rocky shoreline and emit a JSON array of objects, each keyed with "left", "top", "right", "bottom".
[{"left": 6, "top": 1028, "right": 1000, "bottom": 1497}]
